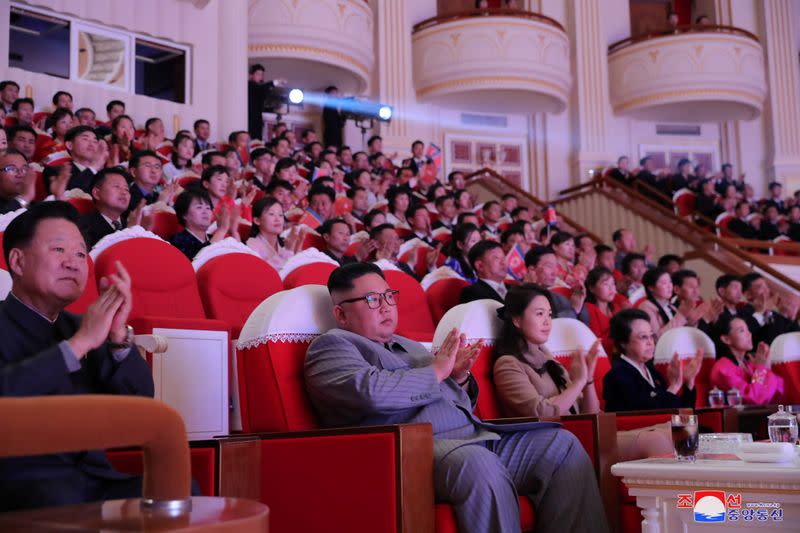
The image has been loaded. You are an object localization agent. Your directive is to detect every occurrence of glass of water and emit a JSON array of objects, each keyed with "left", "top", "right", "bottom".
[{"left": 768, "top": 405, "right": 798, "bottom": 444}]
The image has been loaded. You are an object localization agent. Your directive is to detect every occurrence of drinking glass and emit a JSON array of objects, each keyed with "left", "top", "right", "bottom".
[
  {"left": 708, "top": 387, "right": 725, "bottom": 408},
  {"left": 672, "top": 414, "right": 699, "bottom": 462},
  {"left": 726, "top": 388, "right": 742, "bottom": 407}
]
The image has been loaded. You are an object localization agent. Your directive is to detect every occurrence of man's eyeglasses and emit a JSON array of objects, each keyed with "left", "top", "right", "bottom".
[
  {"left": 336, "top": 289, "right": 399, "bottom": 309},
  {"left": 1, "top": 165, "right": 30, "bottom": 176},
  {"left": 139, "top": 163, "right": 163, "bottom": 171}
]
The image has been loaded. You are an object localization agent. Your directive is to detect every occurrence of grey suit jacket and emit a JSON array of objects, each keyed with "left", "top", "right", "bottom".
[
  {"left": 551, "top": 291, "right": 590, "bottom": 325},
  {"left": 305, "top": 328, "right": 556, "bottom": 459}
]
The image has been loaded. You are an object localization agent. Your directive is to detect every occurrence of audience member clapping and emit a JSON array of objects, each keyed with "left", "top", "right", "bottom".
[
  {"left": 170, "top": 188, "right": 230, "bottom": 260},
  {"left": 443, "top": 222, "right": 480, "bottom": 282},
  {"left": 247, "top": 196, "right": 304, "bottom": 271}
]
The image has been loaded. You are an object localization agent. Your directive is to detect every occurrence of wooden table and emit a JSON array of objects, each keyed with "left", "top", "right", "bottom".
[{"left": 612, "top": 456, "right": 800, "bottom": 532}]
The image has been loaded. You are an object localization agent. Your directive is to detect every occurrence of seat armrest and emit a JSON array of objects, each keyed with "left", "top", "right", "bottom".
[
  {"left": 218, "top": 423, "right": 434, "bottom": 533},
  {"left": 134, "top": 334, "right": 168, "bottom": 354}
]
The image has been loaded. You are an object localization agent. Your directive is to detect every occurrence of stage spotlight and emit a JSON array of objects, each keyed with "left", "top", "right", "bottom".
[
  {"left": 378, "top": 105, "right": 393, "bottom": 121},
  {"left": 289, "top": 89, "right": 304, "bottom": 104}
]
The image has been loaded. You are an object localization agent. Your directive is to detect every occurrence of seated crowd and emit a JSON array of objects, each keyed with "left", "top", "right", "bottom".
[
  {"left": 605, "top": 155, "right": 800, "bottom": 244},
  {"left": 1, "top": 80, "right": 798, "bottom": 532}
]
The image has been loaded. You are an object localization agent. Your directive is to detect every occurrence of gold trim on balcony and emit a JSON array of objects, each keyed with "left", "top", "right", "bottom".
[{"left": 247, "top": 43, "right": 369, "bottom": 76}]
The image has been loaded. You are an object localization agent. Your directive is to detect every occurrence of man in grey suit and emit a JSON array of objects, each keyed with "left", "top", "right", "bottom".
[{"left": 304, "top": 263, "right": 608, "bottom": 533}]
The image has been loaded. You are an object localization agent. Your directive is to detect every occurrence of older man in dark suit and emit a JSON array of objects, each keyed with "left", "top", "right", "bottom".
[
  {"left": 0, "top": 201, "right": 154, "bottom": 512},
  {"left": 305, "top": 263, "right": 608, "bottom": 533}
]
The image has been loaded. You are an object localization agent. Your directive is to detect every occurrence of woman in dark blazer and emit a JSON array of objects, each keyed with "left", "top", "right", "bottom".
[{"left": 602, "top": 309, "right": 702, "bottom": 412}]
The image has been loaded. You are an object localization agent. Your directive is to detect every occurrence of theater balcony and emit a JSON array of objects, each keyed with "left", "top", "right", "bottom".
[
  {"left": 411, "top": 9, "right": 571, "bottom": 114},
  {"left": 608, "top": 25, "right": 767, "bottom": 122},
  {"left": 247, "top": 0, "right": 373, "bottom": 93}
]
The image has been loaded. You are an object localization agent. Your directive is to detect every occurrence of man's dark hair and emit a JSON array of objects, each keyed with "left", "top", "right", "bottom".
[
  {"left": 193, "top": 119, "right": 209, "bottom": 130},
  {"left": 265, "top": 178, "right": 294, "bottom": 195},
  {"left": 327, "top": 262, "right": 385, "bottom": 294},
  {"left": 406, "top": 203, "right": 428, "bottom": 220},
  {"left": 324, "top": 86, "right": 338, "bottom": 94},
  {"left": 0, "top": 80, "right": 20, "bottom": 91},
  {"left": 411, "top": 140, "right": 424, "bottom": 150},
  {"left": 228, "top": 130, "right": 248, "bottom": 144},
  {"left": 201, "top": 150, "right": 225, "bottom": 166},
  {"left": 250, "top": 147, "right": 270, "bottom": 162},
  {"left": 8, "top": 125, "right": 37, "bottom": 142},
  {"left": 319, "top": 217, "right": 349, "bottom": 236},
  {"left": 671, "top": 269, "right": 698, "bottom": 288},
  {"left": 201, "top": 164, "right": 228, "bottom": 184},
  {"left": 639, "top": 156, "right": 652, "bottom": 166},
  {"left": 434, "top": 193, "right": 454, "bottom": 209},
  {"left": 768, "top": 181, "right": 782, "bottom": 191},
  {"left": 595, "top": 243, "right": 614, "bottom": 256},
  {"left": 715, "top": 273, "right": 740, "bottom": 291},
  {"left": 363, "top": 208, "right": 385, "bottom": 229},
  {"left": 500, "top": 227, "right": 524, "bottom": 246},
  {"left": 309, "top": 185, "right": 336, "bottom": 203},
  {"left": 346, "top": 185, "right": 366, "bottom": 200},
  {"left": 106, "top": 100, "right": 125, "bottom": 113},
  {"left": 482, "top": 200, "right": 500, "bottom": 212},
  {"left": 611, "top": 228, "right": 625, "bottom": 243},
  {"left": 300, "top": 128, "right": 315, "bottom": 140},
  {"left": 130, "top": 150, "right": 161, "bottom": 169},
  {"left": 52, "top": 90, "right": 72, "bottom": 106},
  {"left": 501, "top": 193, "right": 517, "bottom": 201},
  {"left": 367, "top": 135, "right": 382, "bottom": 147},
  {"left": 447, "top": 171, "right": 463, "bottom": 184},
  {"left": 249, "top": 63, "right": 265, "bottom": 75},
  {"left": 740, "top": 272, "right": 763, "bottom": 293},
  {"left": 3, "top": 201, "right": 82, "bottom": 266},
  {"left": 65, "top": 125, "right": 98, "bottom": 143},
  {"left": 74, "top": 107, "right": 95, "bottom": 118},
  {"left": 510, "top": 206, "right": 529, "bottom": 218},
  {"left": 721, "top": 163, "right": 732, "bottom": 172},
  {"left": 12, "top": 97, "right": 33, "bottom": 111},
  {"left": 50, "top": 107, "right": 73, "bottom": 125},
  {"left": 369, "top": 223, "right": 396, "bottom": 241},
  {"left": 621, "top": 252, "right": 646, "bottom": 276},
  {"left": 1, "top": 148, "right": 28, "bottom": 162},
  {"left": 657, "top": 253, "right": 683, "bottom": 268},
  {"left": 144, "top": 117, "right": 161, "bottom": 132},
  {"left": 90, "top": 166, "right": 133, "bottom": 191},
  {"left": 467, "top": 239, "right": 502, "bottom": 269},
  {"left": 524, "top": 246, "right": 555, "bottom": 268},
  {"left": 174, "top": 188, "right": 213, "bottom": 227}
]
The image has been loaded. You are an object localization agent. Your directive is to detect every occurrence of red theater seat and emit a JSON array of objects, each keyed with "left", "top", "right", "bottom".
[
  {"left": 67, "top": 197, "right": 96, "bottom": 216},
  {"left": 93, "top": 235, "right": 231, "bottom": 440},
  {"left": 672, "top": 188, "right": 696, "bottom": 217},
  {"left": 148, "top": 211, "right": 183, "bottom": 240},
  {"left": 106, "top": 445, "right": 217, "bottom": 496},
  {"left": 426, "top": 277, "right": 469, "bottom": 324},
  {"left": 771, "top": 332, "right": 800, "bottom": 403},
  {"left": 197, "top": 253, "right": 282, "bottom": 339},
  {"left": 384, "top": 270, "right": 436, "bottom": 342},
  {"left": 282, "top": 262, "right": 337, "bottom": 290}
]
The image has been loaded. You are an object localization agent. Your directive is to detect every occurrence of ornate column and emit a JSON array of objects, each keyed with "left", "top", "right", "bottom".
[
  {"left": 761, "top": 0, "right": 800, "bottom": 191},
  {"left": 217, "top": 0, "right": 248, "bottom": 139},
  {"left": 375, "top": 0, "right": 415, "bottom": 152},
  {"left": 570, "top": 0, "right": 613, "bottom": 181}
]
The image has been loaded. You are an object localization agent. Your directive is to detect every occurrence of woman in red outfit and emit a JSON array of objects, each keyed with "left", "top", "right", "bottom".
[{"left": 585, "top": 267, "right": 630, "bottom": 355}]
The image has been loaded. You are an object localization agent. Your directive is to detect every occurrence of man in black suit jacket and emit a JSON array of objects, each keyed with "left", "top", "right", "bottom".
[
  {"left": 320, "top": 218, "right": 364, "bottom": 266},
  {"left": 322, "top": 86, "right": 345, "bottom": 149},
  {"left": 401, "top": 140, "right": 432, "bottom": 176},
  {"left": 0, "top": 201, "right": 154, "bottom": 512},
  {"left": 459, "top": 240, "right": 508, "bottom": 304},
  {"left": 193, "top": 119, "right": 212, "bottom": 155},
  {"left": 765, "top": 182, "right": 786, "bottom": 214},
  {"left": 43, "top": 126, "right": 101, "bottom": 195},
  {"left": 0, "top": 150, "right": 27, "bottom": 215},
  {"left": 370, "top": 224, "right": 422, "bottom": 280},
  {"left": 728, "top": 201, "right": 758, "bottom": 239},
  {"left": 79, "top": 168, "right": 136, "bottom": 248}
]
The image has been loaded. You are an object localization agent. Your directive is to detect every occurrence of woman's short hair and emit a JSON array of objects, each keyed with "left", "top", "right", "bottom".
[
  {"left": 549, "top": 230, "right": 574, "bottom": 248},
  {"left": 585, "top": 266, "right": 613, "bottom": 304},
  {"left": 609, "top": 308, "right": 650, "bottom": 355},
  {"left": 642, "top": 266, "right": 669, "bottom": 297},
  {"left": 174, "top": 189, "right": 213, "bottom": 227},
  {"left": 386, "top": 186, "right": 410, "bottom": 213}
]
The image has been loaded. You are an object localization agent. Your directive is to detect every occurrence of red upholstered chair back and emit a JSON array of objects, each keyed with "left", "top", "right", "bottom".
[
  {"left": 433, "top": 299, "right": 503, "bottom": 419},
  {"left": 544, "top": 318, "right": 610, "bottom": 409},
  {"left": 149, "top": 211, "right": 183, "bottom": 241},
  {"left": 385, "top": 270, "right": 435, "bottom": 342},
  {"left": 654, "top": 327, "right": 716, "bottom": 408},
  {"left": 236, "top": 285, "right": 337, "bottom": 432},
  {"left": 282, "top": 262, "right": 337, "bottom": 290},
  {"left": 196, "top": 254, "right": 283, "bottom": 338},
  {"left": 672, "top": 189, "right": 696, "bottom": 217},
  {"left": 94, "top": 238, "right": 205, "bottom": 320},
  {"left": 67, "top": 198, "right": 96, "bottom": 216},
  {"left": 300, "top": 232, "right": 326, "bottom": 251},
  {"left": 770, "top": 332, "right": 800, "bottom": 403},
  {"left": 426, "top": 277, "right": 469, "bottom": 324},
  {"left": 715, "top": 212, "right": 734, "bottom": 237}
]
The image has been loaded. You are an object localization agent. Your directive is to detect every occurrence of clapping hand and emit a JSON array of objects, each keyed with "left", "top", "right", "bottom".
[
  {"left": 683, "top": 348, "right": 704, "bottom": 388},
  {"left": 126, "top": 199, "right": 146, "bottom": 228},
  {"left": 666, "top": 352, "right": 683, "bottom": 394},
  {"left": 586, "top": 339, "right": 601, "bottom": 376},
  {"left": 754, "top": 342, "right": 770, "bottom": 367},
  {"left": 450, "top": 339, "right": 482, "bottom": 385},
  {"left": 354, "top": 239, "right": 377, "bottom": 261},
  {"left": 102, "top": 261, "right": 134, "bottom": 345},
  {"left": 426, "top": 242, "right": 443, "bottom": 269},
  {"left": 568, "top": 350, "right": 588, "bottom": 387},
  {"left": 50, "top": 164, "right": 71, "bottom": 200},
  {"left": 432, "top": 328, "right": 463, "bottom": 382}
]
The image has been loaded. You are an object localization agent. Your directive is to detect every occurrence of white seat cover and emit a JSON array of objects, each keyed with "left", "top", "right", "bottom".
[
  {"left": 277, "top": 247, "right": 339, "bottom": 280},
  {"left": 237, "top": 285, "right": 336, "bottom": 349},
  {"left": 0, "top": 207, "right": 26, "bottom": 232},
  {"left": 191, "top": 237, "right": 260, "bottom": 271},
  {"left": 654, "top": 326, "right": 716, "bottom": 364},
  {"left": 420, "top": 266, "right": 464, "bottom": 291},
  {"left": 543, "top": 318, "right": 608, "bottom": 358},
  {"left": 770, "top": 332, "right": 800, "bottom": 363},
  {"left": 433, "top": 299, "right": 502, "bottom": 350},
  {"left": 0, "top": 269, "right": 11, "bottom": 300}
]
